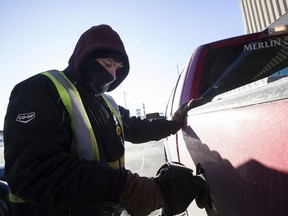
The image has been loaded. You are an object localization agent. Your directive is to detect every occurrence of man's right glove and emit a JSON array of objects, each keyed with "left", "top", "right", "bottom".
[{"left": 154, "top": 162, "right": 209, "bottom": 215}]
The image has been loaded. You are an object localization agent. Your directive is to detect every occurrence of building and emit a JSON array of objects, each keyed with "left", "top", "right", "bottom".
[{"left": 239, "top": 0, "right": 288, "bottom": 33}]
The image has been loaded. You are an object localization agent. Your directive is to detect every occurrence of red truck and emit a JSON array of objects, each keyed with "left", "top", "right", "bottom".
[{"left": 164, "top": 13, "right": 288, "bottom": 216}]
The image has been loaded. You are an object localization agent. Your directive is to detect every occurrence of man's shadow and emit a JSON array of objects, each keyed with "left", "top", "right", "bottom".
[{"left": 182, "top": 126, "right": 288, "bottom": 216}]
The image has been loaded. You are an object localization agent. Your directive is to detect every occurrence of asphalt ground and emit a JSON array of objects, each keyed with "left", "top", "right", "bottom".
[{"left": 125, "top": 139, "right": 166, "bottom": 177}]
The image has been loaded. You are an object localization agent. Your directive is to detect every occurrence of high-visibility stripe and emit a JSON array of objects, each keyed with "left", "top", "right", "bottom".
[
  {"left": 43, "top": 70, "right": 99, "bottom": 161},
  {"left": 108, "top": 155, "right": 125, "bottom": 168},
  {"left": 9, "top": 193, "right": 25, "bottom": 203},
  {"left": 102, "top": 95, "right": 124, "bottom": 140},
  {"left": 102, "top": 95, "right": 125, "bottom": 168},
  {"left": 43, "top": 70, "right": 125, "bottom": 167}
]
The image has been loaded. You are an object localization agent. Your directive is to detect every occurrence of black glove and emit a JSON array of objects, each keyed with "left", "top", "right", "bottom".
[
  {"left": 154, "top": 162, "right": 208, "bottom": 215},
  {"left": 172, "top": 98, "right": 208, "bottom": 124}
]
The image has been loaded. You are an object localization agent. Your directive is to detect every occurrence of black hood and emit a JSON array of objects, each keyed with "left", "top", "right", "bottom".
[{"left": 68, "top": 25, "right": 130, "bottom": 91}]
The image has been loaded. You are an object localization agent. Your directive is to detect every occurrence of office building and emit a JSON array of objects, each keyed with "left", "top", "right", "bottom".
[{"left": 239, "top": 0, "right": 288, "bottom": 33}]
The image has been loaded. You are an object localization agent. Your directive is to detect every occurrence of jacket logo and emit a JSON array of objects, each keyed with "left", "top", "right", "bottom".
[{"left": 16, "top": 112, "right": 35, "bottom": 123}]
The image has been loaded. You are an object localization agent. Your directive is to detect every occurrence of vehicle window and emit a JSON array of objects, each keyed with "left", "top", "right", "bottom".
[
  {"left": 199, "top": 35, "right": 288, "bottom": 99},
  {"left": 270, "top": 67, "right": 288, "bottom": 76}
]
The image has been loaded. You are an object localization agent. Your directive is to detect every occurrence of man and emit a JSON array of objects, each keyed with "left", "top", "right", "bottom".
[{"left": 4, "top": 25, "right": 199, "bottom": 216}]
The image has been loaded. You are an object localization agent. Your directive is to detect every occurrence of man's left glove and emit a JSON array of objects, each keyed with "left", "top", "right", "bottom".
[
  {"left": 172, "top": 98, "right": 208, "bottom": 124},
  {"left": 170, "top": 98, "right": 208, "bottom": 133}
]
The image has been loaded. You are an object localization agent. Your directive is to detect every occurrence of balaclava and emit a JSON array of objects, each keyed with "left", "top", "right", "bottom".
[{"left": 68, "top": 25, "right": 130, "bottom": 94}]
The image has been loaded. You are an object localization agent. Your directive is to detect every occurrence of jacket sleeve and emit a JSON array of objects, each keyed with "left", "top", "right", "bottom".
[
  {"left": 119, "top": 106, "right": 180, "bottom": 143},
  {"left": 4, "top": 74, "right": 126, "bottom": 210}
]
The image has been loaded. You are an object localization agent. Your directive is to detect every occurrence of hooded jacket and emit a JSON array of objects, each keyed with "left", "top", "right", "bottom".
[{"left": 4, "top": 25, "right": 179, "bottom": 216}]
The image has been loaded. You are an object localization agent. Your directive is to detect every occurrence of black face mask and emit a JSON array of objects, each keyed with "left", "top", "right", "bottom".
[{"left": 80, "top": 56, "right": 116, "bottom": 95}]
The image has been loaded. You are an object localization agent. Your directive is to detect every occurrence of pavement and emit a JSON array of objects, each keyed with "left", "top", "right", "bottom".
[{"left": 125, "top": 139, "right": 166, "bottom": 177}]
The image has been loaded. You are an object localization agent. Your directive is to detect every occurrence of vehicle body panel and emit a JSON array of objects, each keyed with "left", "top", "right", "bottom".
[{"left": 166, "top": 78, "right": 288, "bottom": 215}]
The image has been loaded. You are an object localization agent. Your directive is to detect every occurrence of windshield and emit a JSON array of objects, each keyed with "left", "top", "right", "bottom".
[{"left": 199, "top": 35, "right": 288, "bottom": 99}]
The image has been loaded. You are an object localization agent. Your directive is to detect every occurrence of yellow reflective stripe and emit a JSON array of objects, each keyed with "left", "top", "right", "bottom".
[
  {"left": 9, "top": 192, "right": 25, "bottom": 203},
  {"left": 42, "top": 71, "right": 99, "bottom": 160},
  {"left": 102, "top": 95, "right": 124, "bottom": 139},
  {"left": 42, "top": 71, "right": 78, "bottom": 156},
  {"left": 119, "top": 155, "right": 125, "bottom": 167},
  {"left": 102, "top": 95, "right": 125, "bottom": 168},
  {"left": 42, "top": 72, "right": 73, "bottom": 117},
  {"left": 69, "top": 78, "right": 99, "bottom": 161},
  {"left": 108, "top": 155, "right": 125, "bottom": 169}
]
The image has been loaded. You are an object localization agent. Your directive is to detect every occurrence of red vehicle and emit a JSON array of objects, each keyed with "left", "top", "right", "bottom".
[{"left": 165, "top": 13, "right": 288, "bottom": 216}]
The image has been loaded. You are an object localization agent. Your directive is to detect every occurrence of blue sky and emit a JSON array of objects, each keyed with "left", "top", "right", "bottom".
[{"left": 0, "top": 0, "right": 244, "bottom": 129}]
